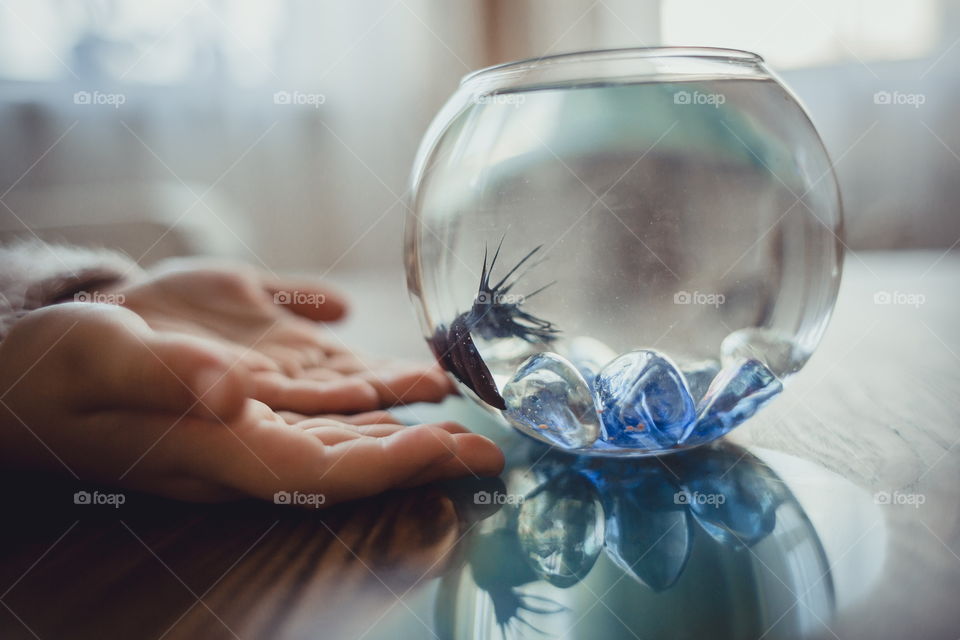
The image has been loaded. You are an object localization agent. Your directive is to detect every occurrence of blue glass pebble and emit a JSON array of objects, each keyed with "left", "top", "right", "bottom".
[
  {"left": 502, "top": 352, "right": 601, "bottom": 449},
  {"left": 681, "top": 358, "right": 782, "bottom": 446},
  {"left": 593, "top": 350, "right": 696, "bottom": 449}
]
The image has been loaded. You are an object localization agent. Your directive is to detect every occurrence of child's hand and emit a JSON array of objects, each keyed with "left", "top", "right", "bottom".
[
  {"left": 110, "top": 259, "right": 454, "bottom": 414},
  {"left": 0, "top": 303, "right": 503, "bottom": 503}
]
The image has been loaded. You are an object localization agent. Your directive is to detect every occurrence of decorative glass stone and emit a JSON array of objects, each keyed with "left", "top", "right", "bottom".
[
  {"left": 681, "top": 358, "right": 782, "bottom": 446},
  {"left": 720, "top": 327, "right": 805, "bottom": 378},
  {"left": 503, "top": 353, "right": 600, "bottom": 448},
  {"left": 594, "top": 350, "right": 696, "bottom": 448}
]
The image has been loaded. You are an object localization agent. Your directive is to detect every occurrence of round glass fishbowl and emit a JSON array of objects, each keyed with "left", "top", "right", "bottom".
[{"left": 404, "top": 47, "right": 842, "bottom": 456}]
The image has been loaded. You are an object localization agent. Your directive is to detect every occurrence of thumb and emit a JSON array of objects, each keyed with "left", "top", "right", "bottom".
[{"left": 68, "top": 305, "right": 253, "bottom": 422}]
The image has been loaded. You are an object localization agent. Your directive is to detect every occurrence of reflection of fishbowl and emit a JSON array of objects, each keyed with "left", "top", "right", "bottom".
[
  {"left": 405, "top": 48, "right": 842, "bottom": 455},
  {"left": 434, "top": 441, "right": 879, "bottom": 640}
]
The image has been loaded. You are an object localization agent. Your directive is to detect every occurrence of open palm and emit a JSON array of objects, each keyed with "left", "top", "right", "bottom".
[
  {"left": 0, "top": 303, "right": 503, "bottom": 503},
  {"left": 112, "top": 259, "right": 453, "bottom": 414}
]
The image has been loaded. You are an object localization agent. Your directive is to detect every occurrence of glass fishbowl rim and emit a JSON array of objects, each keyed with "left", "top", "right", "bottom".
[{"left": 461, "top": 46, "right": 767, "bottom": 86}]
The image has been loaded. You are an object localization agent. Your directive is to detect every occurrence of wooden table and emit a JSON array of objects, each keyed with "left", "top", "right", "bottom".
[{"left": 0, "top": 251, "right": 957, "bottom": 640}]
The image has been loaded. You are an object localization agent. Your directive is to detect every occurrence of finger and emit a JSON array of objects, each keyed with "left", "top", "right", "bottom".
[
  {"left": 219, "top": 343, "right": 281, "bottom": 374},
  {"left": 301, "top": 419, "right": 462, "bottom": 436},
  {"left": 278, "top": 410, "right": 307, "bottom": 424},
  {"left": 298, "top": 422, "right": 443, "bottom": 442},
  {"left": 150, "top": 411, "right": 502, "bottom": 505},
  {"left": 301, "top": 426, "right": 366, "bottom": 445},
  {"left": 352, "top": 421, "right": 470, "bottom": 437},
  {"left": 299, "top": 367, "right": 346, "bottom": 382},
  {"left": 323, "top": 353, "right": 368, "bottom": 375},
  {"left": 252, "top": 372, "right": 379, "bottom": 413},
  {"left": 277, "top": 409, "right": 399, "bottom": 425},
  {"left": 320, "top": 410, "right": 402, "bottom": 426},
  {"left": 258, "top": 345, "right": 307, "bottom": 377},
  {"left": 397, "top": 433, "right": 506, "bottom": 487},
  {"left": 262, "top": 277, "right": 348, "bottom": 322},
  {"left": 360, "top": 366, "right": 454, "bottom": 406},
  {"left": 306, "top": 424, "right": 504, "bottom": 502}
]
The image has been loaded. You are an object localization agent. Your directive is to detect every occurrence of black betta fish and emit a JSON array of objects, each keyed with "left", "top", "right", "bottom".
[{"left": 428, "top": 239, "right": 559, "bottom": 410}]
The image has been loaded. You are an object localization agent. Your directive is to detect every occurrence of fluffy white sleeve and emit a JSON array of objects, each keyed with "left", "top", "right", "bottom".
[{"left": 0, "top": 239, "right": 144, "bottom": 341}]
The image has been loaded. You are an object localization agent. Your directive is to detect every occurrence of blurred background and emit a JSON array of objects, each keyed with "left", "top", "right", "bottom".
[{"left": 0, "top": 0, "right": 957, "bottom": 274}]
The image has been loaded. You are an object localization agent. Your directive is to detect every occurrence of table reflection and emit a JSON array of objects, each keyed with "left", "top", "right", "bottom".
[{"left": 436, "top": 439, "right": 875, "bottom": 640}]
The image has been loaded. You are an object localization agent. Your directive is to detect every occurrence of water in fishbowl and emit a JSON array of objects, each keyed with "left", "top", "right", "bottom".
[{"left": 408, "top": 76, "right": 842, "bottom": 455}]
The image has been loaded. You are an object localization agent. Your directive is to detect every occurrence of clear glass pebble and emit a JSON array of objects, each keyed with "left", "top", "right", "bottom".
[
  {"left": 594, "top": 350, "right": 696, "bottom": 449},
  {"left": 502, "top": 353, "right": 600, "bottom": 448},
  {"left": 682, "top": 358, "right": 782, "bottom": 446},
  {"left": 720, "top": 327, "right": 806, "bottom": 378}
]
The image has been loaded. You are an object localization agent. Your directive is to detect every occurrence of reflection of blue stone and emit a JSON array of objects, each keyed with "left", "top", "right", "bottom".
[
  {"left": 593, "top": 350, "right": 696, "bottom": 448},
  {"left": 681, "top": 358, "right": 782, "bottom": 446},
  {"left": 689, "top": 498, "right": 776, "bottom": 548},
  {"left": 605, "top": 479, "right": 693, "bottom": 591},
  {"left": 503, "top": 353, "right": 600, "bottom": 449},
  {"left": 679, "top": 359, "right": 721, "bottom": 403},
  {"left": 676, "top": 449, "right": 785, "bottom": 547}
]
